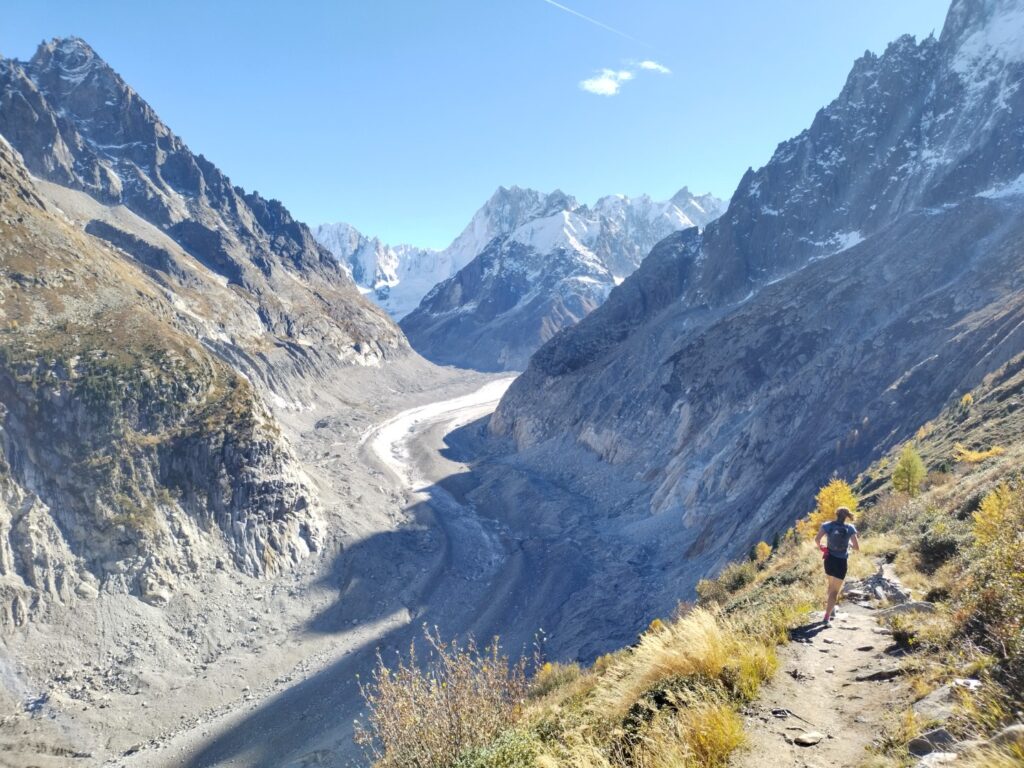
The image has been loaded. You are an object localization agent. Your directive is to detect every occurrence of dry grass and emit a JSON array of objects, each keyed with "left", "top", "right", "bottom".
[
  {"left": 624, "top": 704, "right": 745, "bottom": 768},
  {"left": 958, "top": 745, "right": 1024, "bottom": 767},
  {"left": 355, "top": 629, "right": 529, "bottom": 768},
  {"left": 591, "top": 608, "right": 776, "bottom": 720}
]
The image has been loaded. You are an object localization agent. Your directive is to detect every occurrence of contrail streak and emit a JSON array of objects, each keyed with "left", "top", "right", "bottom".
[{"left": 540, "top": 0, "right": 639, "bottom": 42}]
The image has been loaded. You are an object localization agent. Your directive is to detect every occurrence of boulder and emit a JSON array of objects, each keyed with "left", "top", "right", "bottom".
[
  {"left": 909, "top": 728, "right": 956, "bottom": 756},
  {"left": 914, "top": 753, "right": 958, "bottom": 766},
  {"left": 75, "top": 582, "right": 99, "bottom": 600},
  {"left": 913, "top": 684, "right": 957, "bottom": 722},
  {"left": 991, "top": 724, "right": 1024, "bottom": 750},
  {"left": 794, "top": 731, "right": 825, "bottom": 746}
]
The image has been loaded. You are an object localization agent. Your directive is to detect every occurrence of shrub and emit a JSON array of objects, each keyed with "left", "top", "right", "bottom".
[
  {"left": 796, "top": 478, "right": 859, "bottom": 538},
  {"left": 355, "top": 629, "right": 529, "bottom": 768},
  {"left": 954, "top": 443, "right": 1006, "bottom": 464},
  {"left": 530, "top": 662, "right": 581, "bottom": 700},
  {"left": 960, "top": 392, "right": 974, "bottom": 410},
  {"left": 718, "top": 561, "right": 757, "bottom": 593},
  {"left": 913, "top": 516, "right": 966, "bottom": 573},
  {"left": 893, "top": 443, "right": 926, "bottom": 497},
  {"left": 963, "top": 481, "right": 1024, "bottom": 679},
  {"left": 695, "top": 578, "right": 728, "bottom": 606},
  {"left": 454, "top": 730, "right": 540, "bottom": 768}
]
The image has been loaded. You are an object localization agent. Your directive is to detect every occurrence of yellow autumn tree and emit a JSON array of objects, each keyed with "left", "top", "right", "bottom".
[
  {"left": 973, "top": 482, "right": 1015, "bottom": 549},
  {"left": 753, "top": 541, "right": 772, "bottom": 564},
  {"left": 892, "top": 443, "right": 926, "bottom": 497},
  {"left": 796, "top": 478, "right": 859, "bottom": 538}
]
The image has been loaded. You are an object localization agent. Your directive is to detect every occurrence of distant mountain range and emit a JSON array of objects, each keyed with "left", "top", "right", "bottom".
[{"left": 317, "top": 186, "right": 724, "bottom": 370}]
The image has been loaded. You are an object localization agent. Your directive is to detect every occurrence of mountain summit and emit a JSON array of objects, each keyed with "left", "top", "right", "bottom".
[
  {"left": 316, "top": 185, "right": 723, "bottom": 331},
  {"left": 392, "top": 186, "right": 723, "bottom": 370},
  {"left": 0, "top": 37, "right": 405, "bottom": 392}
]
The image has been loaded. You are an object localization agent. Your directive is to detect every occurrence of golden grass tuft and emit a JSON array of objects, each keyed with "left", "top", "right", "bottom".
[
  {"left": 591, "top": 608, "right": 774, "bottom": 720},
  {"left": 625, "top": 704, "right": 745, "bottom": 768}
]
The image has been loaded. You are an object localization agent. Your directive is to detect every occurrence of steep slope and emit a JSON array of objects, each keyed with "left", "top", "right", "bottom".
[
  {"left": 0, "top": 38, "right": 405, "bottom": 400},
  {"left": 397, "top": 186, "right": 723, "bottom": 371},
  {"left": 491, "top": 0, "right": 1024, "bottom": 588},
  {"left": 0, "top": 135, "right": 320, "bottom": 629}
]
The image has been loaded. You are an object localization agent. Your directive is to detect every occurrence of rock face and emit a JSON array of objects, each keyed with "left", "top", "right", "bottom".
[
  {"left": 0, "top": 136, "right": 320, "bottom": 628},
  {"left": 491, "top": 0, "right": 1024, "bottom": 586},
  {"left": 398, "top": 186, "right": 723, "bottom": 371},
  {"left": 0, "top": 37, "right": 406, "bottom": 399}
]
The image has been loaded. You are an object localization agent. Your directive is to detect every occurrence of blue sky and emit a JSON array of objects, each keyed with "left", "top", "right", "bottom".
[{"left": 1, "top": 1, "right": 949, "bottom": 249}]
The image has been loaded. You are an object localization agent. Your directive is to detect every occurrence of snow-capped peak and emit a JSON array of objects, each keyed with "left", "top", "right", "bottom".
[
  {"left": 944, "top": 0, "right": 1024, "bottom": 71},
  {"left": 315, "top": 187, "right": 725, "bottom": 320}
]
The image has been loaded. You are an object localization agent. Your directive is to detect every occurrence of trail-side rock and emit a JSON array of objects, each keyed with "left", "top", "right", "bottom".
[
  {"left": 855, "top": 666, "right": 905, "bottom": 682},
  {"left": 914, "top": 684, "right": 959, "bottom": 722},
  {"left": 878, "top": 602, "right": 937, "bottom": 618},
  {"left": 794, "top": 731, "right": 825, "bottom": 746},
  {"left": 909, "top": 728, "right": 956, "bottom": 756},
  {"left": 991, "top": 724, "right": 1024, "bottom": 750}
]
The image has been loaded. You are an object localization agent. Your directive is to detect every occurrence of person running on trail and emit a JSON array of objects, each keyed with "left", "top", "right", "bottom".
[{"left": 814, "top": 506, "right": 859, "bottom": 625}]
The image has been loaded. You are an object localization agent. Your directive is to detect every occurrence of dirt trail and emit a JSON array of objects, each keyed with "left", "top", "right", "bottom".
[{"left": 731, "top": 601, "right": 909, "bottom": 768}]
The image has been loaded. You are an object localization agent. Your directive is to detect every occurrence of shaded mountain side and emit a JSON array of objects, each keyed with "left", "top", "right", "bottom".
[
  {"left": 0, "top": 137, "right": 320, "bottom": 628},
  {"left": 491, "top": 0, "right": 1024, "bottom": 590},
  {"left": 0, "top": 37, "right": 406, "bottom": 400},
  {"left": 401, "top": 239, "right": 614, "bottom": 372},
  {"left": 400, "top": 351, "right": 1024, "bottom": 768}
]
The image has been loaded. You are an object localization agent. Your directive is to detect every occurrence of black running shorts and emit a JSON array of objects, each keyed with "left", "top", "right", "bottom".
[{"left": 824, "top": 553, "right": 848, "bottom": 580}]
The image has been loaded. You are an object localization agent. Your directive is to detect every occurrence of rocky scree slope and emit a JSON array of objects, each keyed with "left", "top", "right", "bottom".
[
  {"left": 0, "top": 37, "right": 405, "bottom": 401},
  {"left": 397, "top": 186, "right": 723, "bottom": 371},
  {"left": 491, "top": 0, "right": 1024, "bottom": 591},
  {"left": 0, "top": 136, "right": 320, "bottom": 630}
]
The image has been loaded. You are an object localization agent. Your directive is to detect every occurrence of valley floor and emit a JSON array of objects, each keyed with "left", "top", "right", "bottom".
[
  {"left": 0, "top": 360, "right": 504, "bottom": 768},
  {"left": 116, "top": 368, "right": 517, "bottom": 767}
]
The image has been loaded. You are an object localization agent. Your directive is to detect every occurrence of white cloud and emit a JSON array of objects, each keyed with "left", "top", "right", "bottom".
[
  {"left": 638, "top": 60, "right": 671, "bottom": 74},
  {"left": 579, "top": 60, "right": 671, "bottom": 96},
  {"left": 579, "top": 68, "right": 634, "bottom": 96}
]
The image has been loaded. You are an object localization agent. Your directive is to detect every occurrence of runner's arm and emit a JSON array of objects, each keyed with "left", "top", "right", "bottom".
[{"left": 851, "top": 533, "right": 860, "bottom": 551}]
